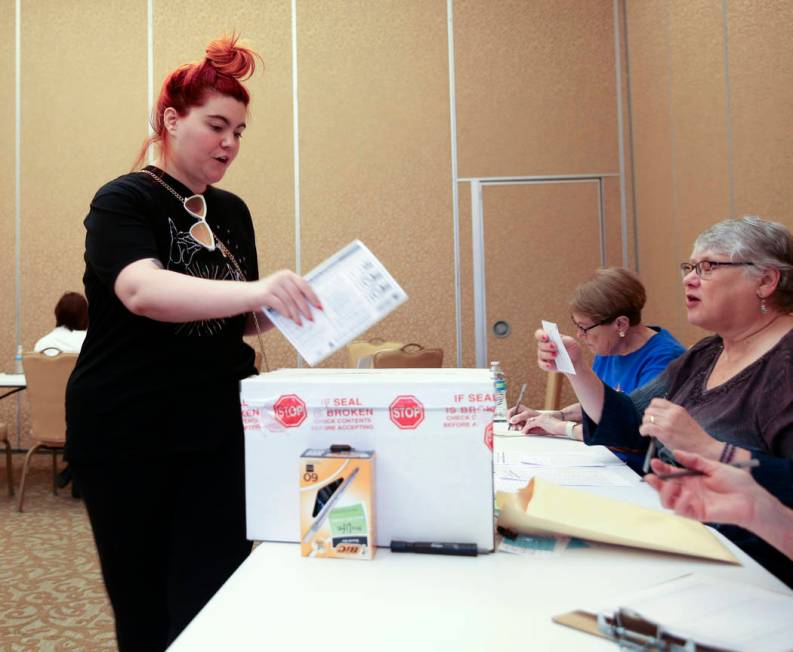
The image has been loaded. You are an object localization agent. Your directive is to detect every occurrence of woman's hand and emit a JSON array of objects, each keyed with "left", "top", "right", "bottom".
[
  {"left": 251, "top": 270, "right": 322, "bottom": 326},
  {"left": 645, "top": 450, "right": 759, "bottom": 527},
  {"left": 535, "top": 329, "right": 583, "bottom": 373},
  {"left": 508, "top": 404, "right": 545, "bottom": 426},
  {"left": 521, "top": 412, "right": 568, "bottom": 437},
  {"left": 639, "top": 399, "right": 723, "bottom": 459}
]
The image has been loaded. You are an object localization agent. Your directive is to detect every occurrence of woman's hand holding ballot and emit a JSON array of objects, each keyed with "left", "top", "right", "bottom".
[
  {"left": 253, "top": 269, "right": 322, "bottom": 327},
  {"left": 535, "top": 328, "right": 583, "bottom": 372},
  {"left": 534, "top": 327, "right": 607, "bottom": 424},
  {"left": 640, "top": 399, "right": 723, "bottom": 459}
]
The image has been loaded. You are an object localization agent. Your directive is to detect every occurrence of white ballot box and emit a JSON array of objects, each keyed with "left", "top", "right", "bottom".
[{"left": 241, "top": 368, "right": 496, "bottom": 552}]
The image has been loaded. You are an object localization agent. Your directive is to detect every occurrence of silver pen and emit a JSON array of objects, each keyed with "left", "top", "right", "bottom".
[
  {"left": 302, "top": 467, "right": 360, "bottom": 545},
  {"left": 508, "top": 383, "right": 527, "bottom": 431}
]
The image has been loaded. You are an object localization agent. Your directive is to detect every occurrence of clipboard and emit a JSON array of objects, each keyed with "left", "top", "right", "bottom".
[
  {"left": 553, "top": 609, "right": 723, "bottom": 651},
  {"left": 553, "top": 572, "right": 793, "bottom": 651}
]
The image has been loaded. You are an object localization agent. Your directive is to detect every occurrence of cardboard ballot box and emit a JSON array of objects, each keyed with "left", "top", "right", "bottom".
[{"left": 242, "top": 368, "right": 495, "bottom": 551}]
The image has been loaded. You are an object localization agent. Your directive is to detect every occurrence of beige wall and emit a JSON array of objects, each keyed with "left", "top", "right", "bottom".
[
  {"left": 5, "top": 1, "right": 793, "bottom": 447},
  {"left": 628, "top": 0, "right": 793, "bottom": 347}
]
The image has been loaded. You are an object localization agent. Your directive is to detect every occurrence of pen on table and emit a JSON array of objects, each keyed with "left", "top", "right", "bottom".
[
  {"left": 508, "top": 383, "right": 527, "bottom": 431},
  {"left": 655, "top": 458, "right": 760, "bottom": 480},
  {"left": 390, "top": 540, "right": 478, "bottom": 557}
]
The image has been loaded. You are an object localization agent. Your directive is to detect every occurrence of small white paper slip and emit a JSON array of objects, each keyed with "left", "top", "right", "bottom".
[
  {"left": 541, "top": 320, "right": 575, "bottom": 374},
  {"left": 263, "top": 240, "right": 408, "bottom": 366}
]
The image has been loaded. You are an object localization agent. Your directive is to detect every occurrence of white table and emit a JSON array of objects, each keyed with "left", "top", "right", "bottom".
[
  {"left": 0, "top": 373, "right": 26, "bottom": 399},
  {"left": 168, "top": 436, "right": 792, "bottom": 652}
]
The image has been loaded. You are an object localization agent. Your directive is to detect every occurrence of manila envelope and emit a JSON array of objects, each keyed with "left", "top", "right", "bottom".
[{"left": 496, "top": 478, "right": 737, "bottom": 564}]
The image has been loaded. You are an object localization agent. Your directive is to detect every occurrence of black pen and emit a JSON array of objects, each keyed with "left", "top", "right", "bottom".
[
  {"left": 508, "top": 383, "right": 527, "bottom": 431},
  {"left": 390, "top": 540, "right": 478, "bottom": 557},
  {"left": 655, "top": 458, "right": 759, "bottom": 480}
]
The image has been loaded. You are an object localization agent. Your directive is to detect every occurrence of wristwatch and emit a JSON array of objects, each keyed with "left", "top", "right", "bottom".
[{"left": 565, "top": 421, "right": 577, "bottom": 439}]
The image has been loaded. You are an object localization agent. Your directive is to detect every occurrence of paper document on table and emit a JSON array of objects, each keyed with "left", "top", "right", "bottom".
[
  {"left": 520, "top": 447, "right": 622, "bottom": 467},
  {"left": 497, "top": 465, "right": 633, "bottom": 487},
  {"left": 541, "top": 320, "right": 575, "bottom": 374},
  {"left": 586, "top": 573, "right": 793, "bottom": 651},
  {"left": 496, "top": 478, "right": 737, "bottom": 563},
  {"left": 264, "top": 240, "right": 407, "bottom": 366},
  {"left": 494, "top": 475, "right": 527, "bottom": 494}
]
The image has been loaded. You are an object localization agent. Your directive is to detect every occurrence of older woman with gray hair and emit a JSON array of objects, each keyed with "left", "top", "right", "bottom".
[{"left": 535, "top": 216, "right": 793, "bottom": 585}]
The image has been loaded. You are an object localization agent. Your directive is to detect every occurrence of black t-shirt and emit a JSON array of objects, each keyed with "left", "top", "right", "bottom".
[{"left": 66, "top": 166, "right": 259, "bottom": 461}]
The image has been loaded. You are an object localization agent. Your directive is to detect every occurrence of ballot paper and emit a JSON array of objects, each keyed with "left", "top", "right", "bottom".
[
  {"left": 264, "top": 241, "right": 407, "bottom": 366},
  {"left": 541, "top": 320, "right": 575, "bottom": 374}
]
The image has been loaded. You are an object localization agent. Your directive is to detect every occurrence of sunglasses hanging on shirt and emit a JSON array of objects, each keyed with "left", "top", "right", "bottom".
[{"left": 182, "top": 194, "right": 215, "bottom": 251}]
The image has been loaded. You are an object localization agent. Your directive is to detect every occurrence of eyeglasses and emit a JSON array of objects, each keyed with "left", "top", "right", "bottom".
[
  {"left": 679, "top": 260, "right": 754, "bottom": 279},
  {"left": 183, "top": 194, "right": 216, "bottom": 251},
  {"left": 571, "top": 316, "right": 610, "bottom": 335}
]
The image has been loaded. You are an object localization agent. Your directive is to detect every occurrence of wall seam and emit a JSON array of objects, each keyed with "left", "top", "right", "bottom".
[
  {"left": 447, "top": 0, "right": 462, "bottom": 368},
  {"left": 291, "top": 0, "right": 302, "bottom": 367},
  {"left": 721, "top": 0, "right": 736, "bottom": 217},
  {"left": 621, "top": 0, "right": 640, "bottom": 273},
  {"left": 147, "top": 0, "right": 154, "bottom": 163},
  {"left": 14, "top": 0, "right": 22, "bottom": 446}
]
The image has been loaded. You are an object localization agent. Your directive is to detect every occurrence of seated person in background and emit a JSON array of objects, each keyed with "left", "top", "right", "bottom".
[
  {"left": 647, "top": 450, "right": 793, "bottom": 564},
  {"left": 509, "top": 267, "right": 685, "bottom": 444},
  {"left": 534, "top": 216, "right": 793, "bottom": 584},
  {"left": 34, "top": 291, "right": 88, "bottom": 495},
  {"left": 34, "top": 292, "right": 88, "bottom": 354}
]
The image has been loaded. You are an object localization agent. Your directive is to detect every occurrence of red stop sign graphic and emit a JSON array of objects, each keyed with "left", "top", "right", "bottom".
[
  {"left": 273, "top": 394, "right": 307, "bottom": 428},
  {"left": 389, "top": 395, "right": 425, "bottom": 429}
]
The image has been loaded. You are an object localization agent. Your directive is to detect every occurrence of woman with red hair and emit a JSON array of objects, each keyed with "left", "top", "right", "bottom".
[{"left": 65, "top": 36, "right": 320, "bottom": 651}]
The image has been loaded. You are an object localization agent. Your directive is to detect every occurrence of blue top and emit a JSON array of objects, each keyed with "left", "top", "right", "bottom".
[{"left": 592, "top": 327, "right": 685, "bottom": 394}]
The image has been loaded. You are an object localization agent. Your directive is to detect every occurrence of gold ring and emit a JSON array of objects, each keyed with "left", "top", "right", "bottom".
[{"left": 650, "top": 415, "right": 655, "bottom": 424}]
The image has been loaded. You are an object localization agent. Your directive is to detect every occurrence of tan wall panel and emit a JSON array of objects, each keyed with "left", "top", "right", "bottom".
[
  {"left": 484, "top": 183, "right": 600, "bottom": 409},
  {"left": 0, "top": 0, "right": 17, "bottom": 442},
  {"left": 298, "top": 0, "right": 454, "bottom": 367},
  {"left": 455, "top": 0, "right": 618, "bottom": 177},
  {"left": 667, "top": 0, "right": 732, "bottom": 346},
  {"left": 154, "top": 0, "right": 296, "bottom": 370},
  {"left": 19, "top": 0, "right": 147, "bottom": 447},
  {"left": 729, "top": 0, "right": 793, "bottom": 227},
  {"left": 626, "top": 1, "right": 691, "bottom": 347}
]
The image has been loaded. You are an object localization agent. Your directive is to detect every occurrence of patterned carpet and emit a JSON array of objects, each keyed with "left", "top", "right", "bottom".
[{"left": 0, "top": 454, "right": 116, "bottom": 651}]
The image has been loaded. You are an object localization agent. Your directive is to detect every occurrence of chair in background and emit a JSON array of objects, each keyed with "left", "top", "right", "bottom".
[
  {"left": 543, "top": 372, "right": 563, "bottom": 411},
  {"left": 16, "top": 350, "right": 78, "bottom": 512},
  {"left": 347, "top": 337, "right": 403, "bottom": 369},
  {"left": 372, "top": 343, "right": 444, "bottom": 369},
  {"left": 2, "top": 422, "right": 12, "bottom": 496}
]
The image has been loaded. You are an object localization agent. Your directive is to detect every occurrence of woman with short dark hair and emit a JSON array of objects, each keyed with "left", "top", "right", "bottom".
[
  {"left": 510, "top": 267, "right": 684, "bottom": 445},
  {"left": 34, "top": 291, "right": 88, "bottom": 353}
]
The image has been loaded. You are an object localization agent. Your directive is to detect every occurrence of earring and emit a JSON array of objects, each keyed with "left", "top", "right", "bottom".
[
  {"left": 760, "top": 297, "right": 769, "bottom": 314},
  {"left": 619, "top": 331, "right": 625, "bottom": 338}
]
